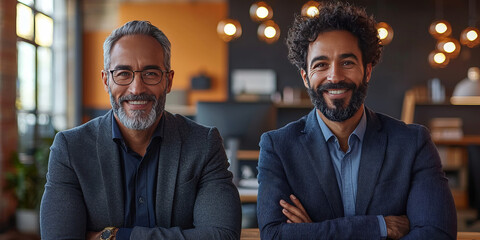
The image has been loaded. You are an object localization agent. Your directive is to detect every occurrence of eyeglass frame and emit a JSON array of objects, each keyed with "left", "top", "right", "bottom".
[{"left": 108, "top": 68, "right": 172, "bottom": 86}]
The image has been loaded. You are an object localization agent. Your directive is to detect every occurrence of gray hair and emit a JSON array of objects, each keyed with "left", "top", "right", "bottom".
[{"left": 103, "top": 20, "right": 171, "bottom": 70}]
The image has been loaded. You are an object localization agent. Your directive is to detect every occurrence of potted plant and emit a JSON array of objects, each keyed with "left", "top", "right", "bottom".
[{"left": 5, "top": 137, "right": 51, "bottom": 233}]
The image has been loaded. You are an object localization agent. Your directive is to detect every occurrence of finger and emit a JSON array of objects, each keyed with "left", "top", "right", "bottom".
[
  {"left": 280, "top": 200, "right": 309, "bottom": 222},
  {"left": 290, "top": 195, "right": 312, "bottom": 222},
  {"left": 282, "top": 208, "right": 305, "bottom": 223},
  {"left": 290, "top": 195, "right": 307, "bottom": 213}
]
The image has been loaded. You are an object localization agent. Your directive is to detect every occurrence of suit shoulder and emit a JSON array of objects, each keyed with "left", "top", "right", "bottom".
[
  {"left": 167, "top": 112, "right": 214, "bottom": 137},
  {"left": 60, "top": 114, "right": 106, "bottom": 139},
  {"left": 375, "top": 112, "right": 429, "bottom": 137},
  {"left": 262, "top": 115, "right": 307, "bottom": 141}
]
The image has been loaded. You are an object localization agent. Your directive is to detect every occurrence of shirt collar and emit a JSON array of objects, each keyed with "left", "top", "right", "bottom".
[
  {"left": 111, "top": 113, "right": 165, "bottom": 142},
  {"left": 316, "top": 108, "right": 367, "bottom": 143}
]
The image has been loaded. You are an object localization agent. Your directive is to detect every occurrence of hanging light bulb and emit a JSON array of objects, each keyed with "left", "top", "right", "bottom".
[
  {"left": 301, "top": 1, "right": 322, "bottom": 18},
  {"left": 436, "top": 37, "right": 461, "bottom": 58},
  {"left": 250, "top": 1, "right": 273, "bottom": 22},
  {"left": 376, "top": 22, "right": 394, "bottom": 45},
  {"left": 429, "top": 20, "right": 452, "bottom": 39},
  {"left": 258, "top": 20, "right": 280, "bottom": 44},
  {"left": 428, "top": 49, "right": 450, "bottom": 68},
  {"left": 460, "top": 27, "right": 480, "bottom": 48},
  {"left": 217, "top": 19, "right": 242, "bottom": 42}
]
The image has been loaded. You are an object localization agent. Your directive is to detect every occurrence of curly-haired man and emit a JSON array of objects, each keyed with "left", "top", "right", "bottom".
[{"left": 257, "top": 2, "right": 457, "bottom": 239}]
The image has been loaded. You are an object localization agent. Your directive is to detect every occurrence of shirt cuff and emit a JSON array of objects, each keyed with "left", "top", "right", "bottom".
[
  {"left": 377, "top": 215, "right": 387, "bottom": 240},
  {"left": 116, "top": 228, "right": 133, "bottom": 240}
]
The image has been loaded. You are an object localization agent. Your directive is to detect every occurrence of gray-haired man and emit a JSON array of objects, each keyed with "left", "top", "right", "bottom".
[{"left": 40, "top": 20, "right": 241, "bottom": 240}]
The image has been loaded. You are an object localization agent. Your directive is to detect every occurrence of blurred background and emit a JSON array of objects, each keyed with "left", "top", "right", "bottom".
[{"left": 1, "top": 0, "right": 480, "bottom": 237}]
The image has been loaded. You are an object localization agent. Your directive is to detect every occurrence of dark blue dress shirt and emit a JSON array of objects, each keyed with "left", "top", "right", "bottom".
[{"left": 111, "top": 115, "right": 164, "bottom": 240}]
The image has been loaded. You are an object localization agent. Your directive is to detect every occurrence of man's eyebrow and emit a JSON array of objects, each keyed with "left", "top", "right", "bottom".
[
  {"left": 339, "top": 53, "right": 359, "bottom": 61},
  {"left": 142, "top": 65, "right": 162, "bottom": 70},
  {"left": 112, "top": 65, "right": 163, "bottom": 71},
  {"left": 112, "top": 65, "right": 132, "bottom": 70}
]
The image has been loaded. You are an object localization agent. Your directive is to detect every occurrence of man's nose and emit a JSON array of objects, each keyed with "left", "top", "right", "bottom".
[
  {"left": 128, "top": 71, "right": 147, "bottom": 94},
  {"left": 326, "top": 64, "right": 345, "bottom": 83}
]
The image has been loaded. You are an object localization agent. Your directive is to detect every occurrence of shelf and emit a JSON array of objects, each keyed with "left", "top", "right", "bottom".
[
  {"left": 237, "top": 150, "right": 259, "bottom": 161},
  {"left": 434, "top": 135, "right": 480, "bottom": 146}
]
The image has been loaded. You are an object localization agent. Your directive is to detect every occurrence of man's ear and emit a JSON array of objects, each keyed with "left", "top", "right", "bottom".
[
  {"left": 301, "top": 69, "right": 309, "bottom": 88},
  {"left": 102, "top": 70, "right": 109, "bottom": 92},
  {"left": 166, "top": 70, "right": 174, "bottom": 93},
  {"left": 364, "top": 63, "right": 373, "bottom": 83}
]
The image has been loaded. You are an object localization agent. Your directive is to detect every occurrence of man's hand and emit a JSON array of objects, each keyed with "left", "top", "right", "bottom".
[
  {"left": 385, "top": 215, "right": 410, "bottom": 240},
  {"left": 279, "top": 194, "right": 312, "bottom": 223}
]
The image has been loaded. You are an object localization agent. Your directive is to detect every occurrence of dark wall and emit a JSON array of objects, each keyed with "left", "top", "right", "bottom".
[{"left": 228, "top": 0, "right": 480, "bottom": 119}]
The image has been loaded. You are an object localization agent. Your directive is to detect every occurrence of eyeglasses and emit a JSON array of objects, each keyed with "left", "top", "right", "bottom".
[{"left": 109, "top": 69, "right": 170, "bottom": 86}]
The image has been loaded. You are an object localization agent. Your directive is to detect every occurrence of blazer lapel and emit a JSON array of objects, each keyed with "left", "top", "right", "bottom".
[
  {"left": 300, "top": 109, "right": 344, "bottom": 218},
  {"left": 155, "top": 112, "right": 181, "bottom": 227},
  {"left": 97, "top": 110, "right": 125, "bottom": 225},
  {"left": 355, "top": 108, "right": 387, "bottom": 215}
]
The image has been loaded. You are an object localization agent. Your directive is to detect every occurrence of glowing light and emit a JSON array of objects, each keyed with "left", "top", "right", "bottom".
[
  {"left": 467, "top": 30, "right": 478, "bottom": 41},
  {"left": 224, "top": 23, "right": 236, "bottom": 36},
  {"left": 264, "top": 26, "right": 276, "bottom": 38},
  {"left": 256, "top": 6, "right": 269, "bottom": 19},
  {"left": 435, "top": 23, "right": 448, "bottom": 34},
  {"left": 306, "top": 6, "right": 319, "bottom": 17},
  {"left": 434, "top": 52, "right": 446, "bottom": 63},
  {"left": 217, "top": 19, "right": 242, "bottom": 42},
  {"left": 443, "top": 42, "right": 456, "bottom": 53},
  {"left": 378, "top": 28, "right": 388, "bottom": 40}
]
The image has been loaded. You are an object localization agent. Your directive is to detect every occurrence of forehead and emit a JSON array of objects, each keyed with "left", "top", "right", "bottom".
[
  {"left": 110, "top": 34, "right": 165, "bottom": 66},
  {"left": 307, "top": 30, "right": 362, "bottom": 63}
]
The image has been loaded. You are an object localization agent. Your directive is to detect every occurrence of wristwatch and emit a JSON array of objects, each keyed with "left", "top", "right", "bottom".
[{"left": 100, "top": 227, "right": 117, "bottom": 240}]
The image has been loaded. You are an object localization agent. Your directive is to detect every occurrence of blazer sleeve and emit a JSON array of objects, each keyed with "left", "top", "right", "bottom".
[
  {"left": 257, "top": 132, "right": 381, "bottom": 240},
  {"left": 402, "top": 126, "right": 457, "bottom": 240},
  {"left": 129, "top": 127, "right": 242, "bottom": 240},
  {"left": 40, "top": 132, "right": 87, "bottom": 240}
]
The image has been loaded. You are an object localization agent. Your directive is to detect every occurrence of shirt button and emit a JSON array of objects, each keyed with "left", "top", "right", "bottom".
[{"left": 138, "top": 197, "right": 144, "bottom": 204}]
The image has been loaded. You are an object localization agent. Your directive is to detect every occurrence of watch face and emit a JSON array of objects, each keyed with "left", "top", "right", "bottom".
[{"left": 101, "top": 229, "right": 112, "bottom": 239}]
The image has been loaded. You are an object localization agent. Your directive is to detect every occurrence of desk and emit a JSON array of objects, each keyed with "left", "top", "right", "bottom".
[
  {"left": 240, "top": 228, "right": 260, "bottom": 240},
  {"left": 239, "top": 230, "right": 479, "bottom": 240},
  {"left": 238, "top": 187, "right": 258, "bottom": 203},
  {"left": 458, "top": 232, "right": 480, "bottom": 239}
]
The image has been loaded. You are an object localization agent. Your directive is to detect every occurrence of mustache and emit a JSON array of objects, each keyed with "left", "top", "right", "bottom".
[
  {"left": 316, "top": 81, "right": 357, "bottom": 92},
  {"left": 118, "top": 93, "right": 156, "bottom": 104}
]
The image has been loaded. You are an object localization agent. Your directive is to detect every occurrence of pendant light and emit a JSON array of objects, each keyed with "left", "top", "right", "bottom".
[
  {"left": 250, "top": 1, "right": 273, "bottom": 22},
  {"left": 429, "top": 0, "right": 452, "bottom": 39},
  {"left": 301, "top": 1, "right": 321, "bottom": 18},
  {"left": 436, "top": 37, "right": 461, "bottom": 58},
  {"left": 257, "top": 20, "right": 280, "bottom": 44},
  {"left": 460, "top": 0, "right": 480, "bottom": 48},
  {"left": 428, "top": 50, "right": 449, "bottom": 68},
  {"left": 217, "top": 19, "right": 242, "bottom": 42},
  {"left": 376, "top": 22, "right": 394, "bottom": 45}
]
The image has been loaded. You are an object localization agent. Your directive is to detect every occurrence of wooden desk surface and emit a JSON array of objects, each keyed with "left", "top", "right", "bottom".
[
  {"left": 458, "top": 232, "right": 480, "bottom": 240},
  {"left": 241, "top": 228, "right": 260, "bottom": 240}
]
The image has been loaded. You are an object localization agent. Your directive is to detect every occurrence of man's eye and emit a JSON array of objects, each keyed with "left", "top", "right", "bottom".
[
  {"left": 313, "top": 63, "right": 327, "bottom": 69},
  {"left": 144, "top": 71, "right": 160, "bottom": 77},
  {"left": 116, "top": 71, "right": 132, "bottom": 77}
]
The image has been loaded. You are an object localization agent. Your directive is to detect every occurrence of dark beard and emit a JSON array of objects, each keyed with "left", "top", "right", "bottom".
[{"left": 307, "top": 78, "right": 368, "bottom": 122}]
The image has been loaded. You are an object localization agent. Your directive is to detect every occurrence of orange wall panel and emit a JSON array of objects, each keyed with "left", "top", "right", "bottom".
[
  {"left": 83, "top": 2, "right": 228, "bottom": 109},
  {"left": 83, "top": 31, "right": 111, "bottom": 109}
]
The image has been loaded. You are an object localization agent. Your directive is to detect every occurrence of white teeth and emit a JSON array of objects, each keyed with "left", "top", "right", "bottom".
[
  {"left": 328, "top": 89, "right": 346, "bottom": 94},
  {"left": 129, "top": 101, "right": 148, "bottom": 105}
]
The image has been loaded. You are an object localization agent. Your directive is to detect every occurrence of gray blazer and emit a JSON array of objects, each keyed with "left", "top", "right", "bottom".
[{"left": 40, "top": 110, "right": 241, "bottom": 239}]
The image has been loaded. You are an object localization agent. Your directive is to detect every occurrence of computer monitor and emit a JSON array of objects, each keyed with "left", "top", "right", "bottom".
[{"left": 195, "top": 101, "right": 277, "bottom": 150}]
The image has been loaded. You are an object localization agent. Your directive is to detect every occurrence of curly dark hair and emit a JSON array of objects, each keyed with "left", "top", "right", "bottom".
[{"left": 286, "top": 1, "right": 382, "bottom": 72}]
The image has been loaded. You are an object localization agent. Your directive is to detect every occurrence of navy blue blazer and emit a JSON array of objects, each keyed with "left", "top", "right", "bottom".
[{"left": 257, "top": 108, "right": 456, "bottom": 239}]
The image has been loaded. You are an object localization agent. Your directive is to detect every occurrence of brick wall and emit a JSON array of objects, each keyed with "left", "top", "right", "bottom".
[{"left": 0, "top": 0, "right": 18, "bottom": 225}]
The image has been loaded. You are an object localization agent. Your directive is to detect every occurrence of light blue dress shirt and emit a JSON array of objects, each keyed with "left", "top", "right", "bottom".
[{"left": 316, "top": 110, "right": 387, "bottom": 239}]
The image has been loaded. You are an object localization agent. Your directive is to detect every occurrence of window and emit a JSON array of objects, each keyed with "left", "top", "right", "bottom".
[{"left": 16, "top": 0, "right": 57, "bottom": 156}]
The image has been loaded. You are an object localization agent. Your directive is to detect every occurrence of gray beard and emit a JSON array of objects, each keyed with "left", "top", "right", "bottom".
[{"left": 109, "top": 88, "right": 165, "bottom": 130}]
